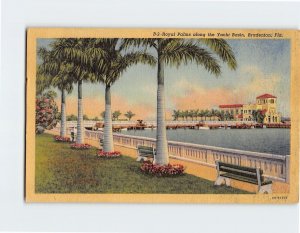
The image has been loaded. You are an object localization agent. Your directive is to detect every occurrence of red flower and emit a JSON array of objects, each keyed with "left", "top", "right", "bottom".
[
  {"left": 96, "top": 150, "right": 121, "bottom": 158},
  {"left": 54, "top": 135, "right": 70, "bottom": 142},
  {"left": 140, "top": 162, "right": 184, "bottom": 177},
  {"left": 70, "top": 143, "right": 91, "bottom": 150}
]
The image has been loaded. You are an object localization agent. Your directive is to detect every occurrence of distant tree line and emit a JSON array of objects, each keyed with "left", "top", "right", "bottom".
[
  {"left": 172, "top": 109, "right": 234, "bottom": 121},
  {"left": 66, "top": 110, "right": 136, "bottom": 122}
]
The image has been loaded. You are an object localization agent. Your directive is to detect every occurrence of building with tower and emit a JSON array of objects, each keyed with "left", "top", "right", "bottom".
[{"left": 219, "top": 93, "right": 281, "bottom": 123}]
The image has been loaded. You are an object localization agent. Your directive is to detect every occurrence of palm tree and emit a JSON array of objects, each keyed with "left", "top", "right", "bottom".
[
  {"left": 124, "top": 110, "right": 135, "bottom": 121},
  {"left": 219, "top": 111, "right": 225, "bottom": 121},
  {"left": 178, "top": 110, "right": 184, "bottom": 121},
  {"left": 83, "top": 114, "right": 89, "bottom": 120},
  {"left": 87, "top": 39, "right": 156, "bottom": 152},
  {"left": 183, "top": 110, "right": 189, "bottom": 120},
  {"left": 194, "top": 109, "right": 200, "bottom": 121},
  {"left": 198, "top": 110, "right": 205, "bottom": 121},
  {"left": 172, "top": 110, "right": 180, "bottom": 120},
  {"left": 93, "top": 116, "right": 100, "bottom": 121},
  {"left": 36, "top": 69, "right": 51, "bottom": 97},
  {"left": 122, "top": 38, "right": 236, "bottom": 165},
  {"left": 224, "top": 112, "right": 232, "bottom": 121},
  {"left": 51, "top": 39, "right": 93, "bottom": 144},
  {"left": 207, "top": 110, "right": 213, "bottom": 121},
  {"left": 214, "top": 110, "right": 222, "bottom": 121},
  {"left": 67, "top": 114, "right": 77, "bottom": 121},
  {"left": 112, "top": 110, "right": 122, "bottom": 121},
  {"left": 203, "top": 109, "right": 210, "bottom": 121},
  {"left": 37, "top": 47, "right": 74, "bottom": 138},
  {"left": 187, "top": 110, "right": 193, "bottom": 121}
]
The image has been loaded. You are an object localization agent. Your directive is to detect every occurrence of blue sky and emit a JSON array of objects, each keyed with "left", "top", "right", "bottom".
[{"left": 37, "top": 38, "right": 291, "bottom": 119}]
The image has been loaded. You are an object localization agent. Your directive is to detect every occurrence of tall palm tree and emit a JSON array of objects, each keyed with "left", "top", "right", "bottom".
[
  {"left": 51, "top": 39, "right": 93, "bottom": 144},
  {"left": 37, "top": 47, "right": 74, "bottom": 138},
  {"left": 87, "top": 39, "right": 156, "bottom": 152},
  {"left": 122, "top": 38, "right": 237, "bottom": 165}
]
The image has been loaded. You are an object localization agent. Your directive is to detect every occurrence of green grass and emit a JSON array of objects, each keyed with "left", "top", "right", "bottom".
[{"left": 35, "top": 133, "right": 250, "bottom": 194}]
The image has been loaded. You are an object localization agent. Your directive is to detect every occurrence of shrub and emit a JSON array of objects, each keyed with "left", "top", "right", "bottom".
[
  {"left": 54, "top": 135, "right": 70, "bottom": 142},
  {"left": 96, "top": 150, "right": 121, "bottom": 158},
  {"left": 140, "top": 162, "right": 185, "bottom": 177},
  {"left": 36, "top": 91, "right": 58, "bottom": 133},
  {"left": 70, "top": 143, "right": 91, "bottom": 150}
]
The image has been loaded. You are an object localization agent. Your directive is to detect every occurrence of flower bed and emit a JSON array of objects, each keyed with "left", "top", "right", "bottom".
[
  {"left": 70, "top": 143, "right": 91, "bottom": 150},
  {"left": 140, "top": 162, "right": 185, "bottom": 177},
  {"left": 97, "top": 150, "right": 121, "bottom": 158},
  {"left": 54, "top": 135, "right": 70, "bottom": 142}
]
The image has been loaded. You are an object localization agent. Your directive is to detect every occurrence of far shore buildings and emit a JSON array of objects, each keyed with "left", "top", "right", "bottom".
[{"left": 219, "top": 93, "right": 281, "bottom": 123}]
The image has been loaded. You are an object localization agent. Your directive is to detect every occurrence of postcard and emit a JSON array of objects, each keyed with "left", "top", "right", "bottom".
[{"left": 26, "top": 28, "right": 299, "bottom": 203}]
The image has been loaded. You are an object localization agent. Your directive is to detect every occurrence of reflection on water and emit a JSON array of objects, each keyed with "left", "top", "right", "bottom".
[{"left": 120, "top": 128, "right": 290, "bottom": 155}]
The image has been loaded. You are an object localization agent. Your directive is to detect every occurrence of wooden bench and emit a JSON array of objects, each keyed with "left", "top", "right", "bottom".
[
  {"left": 214, "top": 161, "right": 272, "bottom": 194},
  {"left": 136, "top": 145, "right": 155, "bottom": 162}
]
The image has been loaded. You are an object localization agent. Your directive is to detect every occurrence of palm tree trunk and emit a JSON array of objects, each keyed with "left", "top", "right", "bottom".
[
  {"left": 103, "top": 85, "right": 114, "bottom": 152},
  {"left": 154, "top": 54, "right": 169, "bottom": 165},
  {"left": 76, "top": 80, "right": 84, "bottom": 144},
  {"left": 60, "top": 89, "right": 66, "bottom": 137}
]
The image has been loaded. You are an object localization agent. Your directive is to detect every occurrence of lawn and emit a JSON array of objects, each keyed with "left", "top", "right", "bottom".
[{"left": 35, "top": 133, "right": 250, "bottom": 194}]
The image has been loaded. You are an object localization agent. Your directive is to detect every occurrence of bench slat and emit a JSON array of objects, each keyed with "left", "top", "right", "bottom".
[
  {"left": 138, "top": 148, "right": 154, "bottom": 153},
  {"left": 221, "top": 173, "right": 258, "bottom": 184},
  {"left": 137, "top": 145, "right": 154, "bottom": 150},
  {"left": 218, "top": 162, "right": 260, "bottom": 174},
  {"left": 138, "top": 154, "right": 154, "bottom": 158},
  {"left": 219, "top": 166, "right": 258, "bottom": 179}
]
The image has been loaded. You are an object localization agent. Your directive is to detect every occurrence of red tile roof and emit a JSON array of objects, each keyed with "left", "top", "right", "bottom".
[
  {"left": 256, "top": 94, "right": 277, "bottom": 99},
  {"left": 219, "top": 104, "right": 243, "bottom": 108}
]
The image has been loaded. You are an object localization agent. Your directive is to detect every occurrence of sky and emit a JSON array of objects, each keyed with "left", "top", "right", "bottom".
[{"left": 37, "top": 38, "right": 291, "bottom": 120}]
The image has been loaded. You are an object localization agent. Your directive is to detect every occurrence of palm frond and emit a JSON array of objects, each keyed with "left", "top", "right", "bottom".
[
  {"left": 162, "top": 41, "right": 221, "bottom": 76},
  {"left": 159, "top": 38, "right": 183, "bottom": 50},
  {"left": 36, "top": 65, "right": 52, "bottom": 95},
  {"left": 119, "top": 39, "right": 157, "bottom": 51},
  {"left": 107, "top": 51, "right": 157, "bottom": 85},
  {"left": 198, "top": 39, "right": 237, "bottom": 70}
]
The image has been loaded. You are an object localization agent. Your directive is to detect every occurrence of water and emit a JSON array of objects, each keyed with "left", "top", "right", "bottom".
[{"left": 119, "top": 128, "right": 290, "bottom": 155}]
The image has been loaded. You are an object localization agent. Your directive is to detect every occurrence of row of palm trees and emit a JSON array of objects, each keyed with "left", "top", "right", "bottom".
[
  {"left": 172, "top": 109, "right": 234, "bottom": 121},
  {"left": 37, "top": 38, "right": 236, "bottom": 165},
  {"left": 64, "top": 110, "right": 135, "bottom": 121}
]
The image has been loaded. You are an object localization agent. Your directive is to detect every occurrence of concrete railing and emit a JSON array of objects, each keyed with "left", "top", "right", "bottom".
[
  {"left": 61, "top": 120, "right": 253, "bottom": 128},
  {"left": 52, "top": 127, "right": 289, "bottom": 183},
  {"left": 82, "top": 129, "right": 289, "bottom": 183}
]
